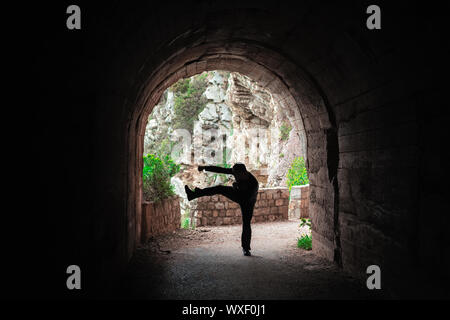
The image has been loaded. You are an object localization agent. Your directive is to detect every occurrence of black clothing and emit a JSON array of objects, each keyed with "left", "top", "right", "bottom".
[{"left": 192, "top": 165, "right": 259, "bottom": 250}]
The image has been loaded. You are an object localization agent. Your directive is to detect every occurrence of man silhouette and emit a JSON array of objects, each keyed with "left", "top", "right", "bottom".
[{"left": 184, "top": 163, "right": 259, "bottom": 256}]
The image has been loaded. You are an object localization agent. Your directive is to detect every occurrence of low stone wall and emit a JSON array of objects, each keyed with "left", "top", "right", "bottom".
[
  {"left": 141, "top": 195, "right": 181, "bottom": 243},
  {"left": 288, "top": 185, "right": 310, "bottom": 219},
  {"left": 191, "top": 187, "right": 289, "bottom": 227}
]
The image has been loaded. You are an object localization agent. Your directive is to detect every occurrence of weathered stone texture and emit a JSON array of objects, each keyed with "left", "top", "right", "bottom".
[
  {"left": 288, "top": 185, "right": 310, "bottom": 219},
  {"left": 140, "top": 196, "right": 181, "bottom": 243}
]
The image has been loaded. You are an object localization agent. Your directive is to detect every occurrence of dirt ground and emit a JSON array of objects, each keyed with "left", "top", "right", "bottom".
[{"left": 114, "top": 220, "right": 384, "bottom": 299}]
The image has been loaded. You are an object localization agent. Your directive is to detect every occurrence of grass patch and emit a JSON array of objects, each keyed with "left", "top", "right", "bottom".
[{"left": 297, "top": 234, "right": 312, "bottom": 250}]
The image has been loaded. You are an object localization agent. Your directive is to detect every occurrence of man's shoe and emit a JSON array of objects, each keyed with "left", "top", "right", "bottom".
[
  {"left": 243, "top": 249, "right": 251, "bottom": 256},
  {"left": 185, "top": 185, "right": 195, "bottom": 201}
]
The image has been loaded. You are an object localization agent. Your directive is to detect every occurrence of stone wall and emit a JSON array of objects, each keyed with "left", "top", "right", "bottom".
[
  {"left": 288, "top": 185, "right": 310, "bottom": 219},
  {"left": 191, "top": 187, "right": 289, "bottom": 226},
  {"left": 140, "top": 196, "right": 181, "bottom": 243}
]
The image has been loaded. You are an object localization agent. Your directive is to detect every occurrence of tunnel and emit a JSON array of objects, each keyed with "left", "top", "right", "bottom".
[{"left": 23, "top": 1, "right": 448, "bottom": 300}]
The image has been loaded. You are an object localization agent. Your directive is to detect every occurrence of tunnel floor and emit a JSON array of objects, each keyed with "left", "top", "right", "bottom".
[{"left": 114, "top": 220, "right": 384, "bottom": 299}]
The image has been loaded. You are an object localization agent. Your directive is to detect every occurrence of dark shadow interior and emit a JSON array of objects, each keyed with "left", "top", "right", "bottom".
[{"left": 21, "top": 1, "right": 448, "bottom": 299}]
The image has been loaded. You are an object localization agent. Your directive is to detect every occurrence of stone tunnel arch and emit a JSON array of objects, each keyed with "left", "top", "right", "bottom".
[
  {"left": 127, "top": 42, "right": 340, "bottom": 265},
  {"left": 26, "top": 0, "right": 448, "bottom": 299},
  {"left": 62, "top": 1, "right": 449, "bottom": 298}
]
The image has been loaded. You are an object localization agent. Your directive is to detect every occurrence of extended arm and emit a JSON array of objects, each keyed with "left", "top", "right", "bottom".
[{"left": 199, "top": 165, "right": 233, "bottom": 174}]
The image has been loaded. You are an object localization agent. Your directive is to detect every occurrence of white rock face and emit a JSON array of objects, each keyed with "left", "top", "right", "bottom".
[
  {"left": 198, "top": 103, "right": 219, "bottom": 122},
  {"left": 225, "top": 72, "right": 306, "bottom": 187}
]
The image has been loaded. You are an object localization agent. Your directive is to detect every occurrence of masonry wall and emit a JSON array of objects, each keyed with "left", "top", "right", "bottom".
[
  {"left": 288, "top": 185, "right": 310, "bottom": 219},
  {"left": 141, "top": 196, "right": 181, "bottom": 243},
  {"left": 191, "top": 187, "right": 289, "bottom": 227}
]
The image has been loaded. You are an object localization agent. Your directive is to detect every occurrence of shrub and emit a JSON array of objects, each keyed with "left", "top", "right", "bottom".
[
  {"left": 286, "top": 156, "right": 309, "bottom": 191},
  {"left": 143, "top": 154, "right": 180, "bottom": 202},
  {"left": 181, "top": 217, "right": 190, "bottom": 229},
  {"left": 279, "top": 122, "right": 292, "bottom": 141},
  {"left": 297, "top": 234, "right": 312, "bottom": 250}
]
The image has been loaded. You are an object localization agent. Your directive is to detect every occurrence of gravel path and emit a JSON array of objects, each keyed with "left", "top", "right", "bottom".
[{"left": 114, "top": 220, "right": 383, "bottom": 299}]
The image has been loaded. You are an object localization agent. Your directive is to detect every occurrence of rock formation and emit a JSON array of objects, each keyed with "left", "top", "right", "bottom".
[{"left": 225, "top": 72, "right": 306, "bottom": 187}]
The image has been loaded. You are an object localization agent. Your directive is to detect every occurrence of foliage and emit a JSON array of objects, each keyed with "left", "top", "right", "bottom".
[
  {"left": 279, "top": 122, "right": 292, "bottom": 141},
  {"left": 143, "top": 154, "right": 180, "bottom": 202},
  {"left": 300, "top": 218, "right": 311, "bottom": 228},
  {"left": 172, "top": 72, "right": 209, "bottom": 134},
  {"left": 181, "top": 217, "right": 190, "bottom": 229},
  {"left": 286, "top": 156, "right": 309, "bottom": 192},
  {"left": 297, "top": 234, "right": 312, "bottom": 250},
  {"left": 181, "top": 206, "right": 195, "bottom": 229}
]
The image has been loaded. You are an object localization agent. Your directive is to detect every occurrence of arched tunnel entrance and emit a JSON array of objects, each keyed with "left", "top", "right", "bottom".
[
  {"left": 126, "top": 69, "right": 324, "bottom": 299},
  {"left": 130, "top": 49, "right": 339, "bottom": 266},
  {"left": 29, "top": 1, "right": 448, "bottom": 300}
]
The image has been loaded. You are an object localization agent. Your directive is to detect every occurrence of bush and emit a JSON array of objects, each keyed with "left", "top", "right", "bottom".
[
  {"left": 143, "top": 154, "right": 180, "bottom": 202},
  {"left": 297, "top": 234, "right": 312, "bottom": 250},
  {"left": 181, "top": 217, "right": 190, "bottom": 229},
  {"left": 286, "top": 156, "right": 309, "bottom": 191}
]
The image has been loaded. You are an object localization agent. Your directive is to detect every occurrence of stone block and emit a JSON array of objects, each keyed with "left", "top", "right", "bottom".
[
  {"left": 280, "top": 189, "right": 289, "bottom": 198},
  {"left": 215, "top": 202, "right": 225, "bottom": 209}
]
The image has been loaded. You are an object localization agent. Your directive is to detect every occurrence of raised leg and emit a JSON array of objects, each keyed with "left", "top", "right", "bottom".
[{"left": 187, "top": 185, "right": 242, "bottom": 203}]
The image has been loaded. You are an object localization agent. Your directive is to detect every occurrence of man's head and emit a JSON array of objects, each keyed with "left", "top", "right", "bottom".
[{"left": 232, "top": 163, "right": 248, "bottom": 180}]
